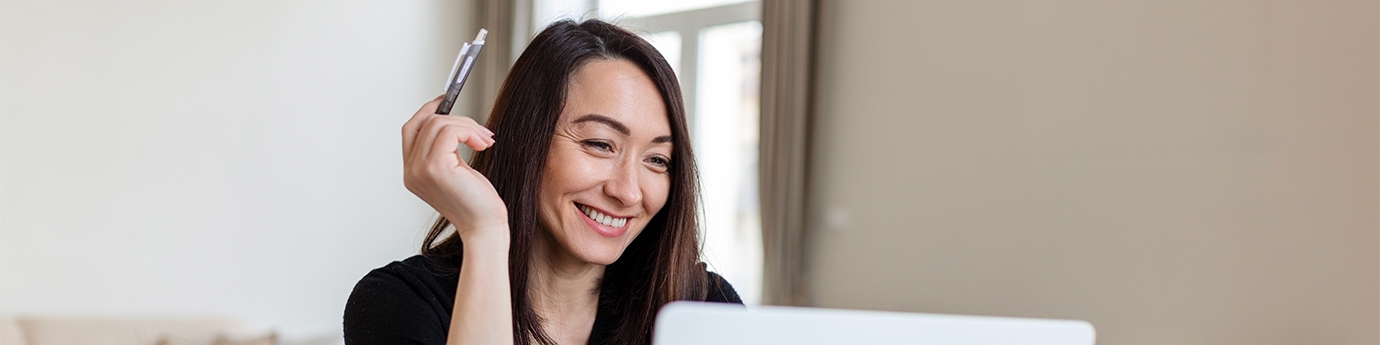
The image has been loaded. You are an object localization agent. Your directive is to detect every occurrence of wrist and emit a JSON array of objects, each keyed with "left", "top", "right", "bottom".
[{"left": 459, "top": 222, "right": 510, "bottom": 253}]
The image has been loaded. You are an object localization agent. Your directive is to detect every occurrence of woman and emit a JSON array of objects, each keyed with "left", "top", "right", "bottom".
[{"left": 343, "top": 20, "right": 741, "bottom": 345}]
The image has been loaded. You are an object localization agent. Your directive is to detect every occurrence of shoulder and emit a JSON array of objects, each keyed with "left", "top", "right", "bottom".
[
  {"left": 348, "top": 255, "right": 458, "bottom": 308},
  {"left": 343, "top": 255, "right": 457, "bottom": 345},
  {"left": 705, "top": 270, "right": 744, "bottom": 304}
]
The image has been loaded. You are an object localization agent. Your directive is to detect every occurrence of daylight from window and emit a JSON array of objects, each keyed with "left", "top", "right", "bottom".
[
  {"left": 599, "top": 0, "right": 754, "bottom": 18},
  {"left": 692, "top": 21, "right": 762, "bottom": 305}
]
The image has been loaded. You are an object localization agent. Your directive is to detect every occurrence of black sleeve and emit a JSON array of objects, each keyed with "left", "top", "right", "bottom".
[
  {"left": 705, "top": 271, "right": 744, "bottom": 304},
  {"left": 343, "top": 269, "right": 450, "bottom": 345}
]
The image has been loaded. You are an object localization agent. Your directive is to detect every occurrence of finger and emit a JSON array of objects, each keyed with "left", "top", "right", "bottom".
[
  {"left": 443, "top": 116, "right": 495, "bottom": 151},
  {"left": 446, "top": 122, "right": 496, "bottom": 154},
  {"left": 427, "top": 126, "right": 467, "bottom": 168},
  {"left": 403, "top": 96, "right": 442, "bottom": 142},
  {"left": 402, "top": 95, "right": 446, "bottom": 157},
  {"left": 457, "top": 115, "right": 495, "bottom": 142},
  {"left": 416, "top": 116, "right": 494, "bottom": 165},
  {"left": 461, "top": 127, "right": 495, "bottom": 151},
  {"left": 412, "top": 106, "right": 464, "bottom": 163},
  {"left": 447, "top": 112, "right": 492, "bottom": 135},
  {"left": 414, "top": 112, "right": 447, "bottom": 161}
]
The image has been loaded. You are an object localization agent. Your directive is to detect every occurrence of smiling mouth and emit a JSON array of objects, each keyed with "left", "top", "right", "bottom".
[{"left": 575, "top": 203, "right": 629, "bottom": 228}]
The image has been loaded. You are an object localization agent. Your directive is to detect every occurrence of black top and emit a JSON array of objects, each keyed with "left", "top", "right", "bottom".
[{"left": 343, "top": 255, "right": 742, "bottom": 345}]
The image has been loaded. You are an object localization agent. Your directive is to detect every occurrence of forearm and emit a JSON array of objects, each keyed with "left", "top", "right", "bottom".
[{"left": 447, "top": 229, "right": 514, "bottom": 345}]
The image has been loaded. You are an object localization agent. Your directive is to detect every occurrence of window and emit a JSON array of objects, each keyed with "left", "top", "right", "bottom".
[{"left": 529, "top": 0, "right": 764, "bottom": 304}]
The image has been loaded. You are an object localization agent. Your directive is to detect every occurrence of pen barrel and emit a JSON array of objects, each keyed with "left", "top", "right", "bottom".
[
  {"left": 453, "top": 43, "right": 484, "bottom": 90},
  {"left": 437, "top": 87, "right": 460, "bottom": 115},
  {"left": 436, "top": 39, "right": 485, "bottom": 116}
]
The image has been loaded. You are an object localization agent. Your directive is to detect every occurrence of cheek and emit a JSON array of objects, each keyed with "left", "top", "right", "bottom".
[
  {"left": 544, "top": 145, "right": 597, "bottom": 191},
  {"left": 540, "top": 146, "right": 598, "bottom": 225},
  {"left": 641, "top": 174, "right": 672, "bottom": 217}
]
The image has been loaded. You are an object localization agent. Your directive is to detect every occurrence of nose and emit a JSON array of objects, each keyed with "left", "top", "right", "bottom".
[{"left": 603, "top": 157, "right": 643, "bottom": 207}]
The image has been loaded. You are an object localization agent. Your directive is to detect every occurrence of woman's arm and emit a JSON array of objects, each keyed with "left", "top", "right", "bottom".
[
  {"left": 402, "top": 97, "right": 514, "bottom": 345},
  {"left": 450, "top": 229, "right": 512, "bottom": 345}
]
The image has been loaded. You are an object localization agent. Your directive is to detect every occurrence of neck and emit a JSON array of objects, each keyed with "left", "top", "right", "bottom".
[{"left": 528, "top": 231, "right": 603, "bottom": 339}]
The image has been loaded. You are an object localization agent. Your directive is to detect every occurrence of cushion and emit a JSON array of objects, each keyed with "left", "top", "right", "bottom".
[
  {"left": 158, "top": 331, "right": 277, "bottom": 345},
  {"left": 0, "top": 316, "right": 24, "bottom": 345},
  {"left": 17, "top": 317, "right": 239, "bottom": 345}
]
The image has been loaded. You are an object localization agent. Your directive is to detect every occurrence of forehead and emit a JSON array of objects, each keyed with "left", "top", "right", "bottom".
[{"left": 559, "top": 59, "right": 671, "bottom": 135}]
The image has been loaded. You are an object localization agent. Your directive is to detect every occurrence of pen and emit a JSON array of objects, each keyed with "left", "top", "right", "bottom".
[{"left": 437, "top": 28, "right": 487, "bottom": 115}]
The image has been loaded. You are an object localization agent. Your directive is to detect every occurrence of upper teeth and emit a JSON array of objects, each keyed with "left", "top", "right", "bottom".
[{"left": 579, "top": 204, "right": 628, "bottom": 228}]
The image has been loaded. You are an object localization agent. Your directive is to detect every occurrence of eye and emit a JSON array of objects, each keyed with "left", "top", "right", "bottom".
[
  {"left": 645, "top": 155, "right": 671, "bottom": 171},
  {"left": 581, "top": 140, "right": 613, "bottom": 152}
]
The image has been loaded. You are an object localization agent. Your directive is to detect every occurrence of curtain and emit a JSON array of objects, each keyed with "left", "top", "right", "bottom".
[
  {"left": 471, "top": 0, "right": 517, "bottom": 124},
  {"left": 759, "top": 0, "right": 816, "bottom": 306}
]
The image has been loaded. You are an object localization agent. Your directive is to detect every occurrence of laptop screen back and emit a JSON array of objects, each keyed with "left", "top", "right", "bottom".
[{"left": 652, "top": 302, "right": 1096, "bottom": 345}]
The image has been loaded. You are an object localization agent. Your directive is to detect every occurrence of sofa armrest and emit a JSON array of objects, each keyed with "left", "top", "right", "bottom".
[{"left": 16, "top": 317, "right": 241, "bottom": 345}]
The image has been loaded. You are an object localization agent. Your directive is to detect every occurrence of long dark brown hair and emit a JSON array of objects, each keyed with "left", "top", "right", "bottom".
[{"left": 419, "top": 19, "right": 708, "bottom": 345}]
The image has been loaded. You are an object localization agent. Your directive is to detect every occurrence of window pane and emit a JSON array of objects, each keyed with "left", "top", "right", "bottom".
[
  {"left": 599, "top": 0, "right": 752, "bottom": 18},
  {"left": 533, "top": 0, "right": 592, "bottom": 30},
  {"left": 694, "top": 20, "right": 762, "bottom": 305},
  {"left": 640, "top": 31, "right": 682, "bottom": 76}
]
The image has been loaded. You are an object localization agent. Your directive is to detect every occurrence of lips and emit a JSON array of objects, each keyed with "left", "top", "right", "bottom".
[{"left": 576, "top": 203, "right": 629, "bottom": 238}]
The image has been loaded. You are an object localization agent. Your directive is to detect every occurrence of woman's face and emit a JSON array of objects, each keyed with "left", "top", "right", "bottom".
[{"left": 538, "top": 58, "right": 673, "bottom": 266}]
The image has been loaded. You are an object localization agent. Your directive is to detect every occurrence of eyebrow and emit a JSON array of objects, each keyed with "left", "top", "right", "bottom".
[
  {"left": 573, "top": 114, "right": 628, "bottom": 134},
  {"left": 572, "top": 114, "right": 673, "bottom": 144}
]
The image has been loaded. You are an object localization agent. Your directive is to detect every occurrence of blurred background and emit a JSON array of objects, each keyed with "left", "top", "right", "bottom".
[{"left": 1, "top": 0, "right": 1376, "bottom": 344}]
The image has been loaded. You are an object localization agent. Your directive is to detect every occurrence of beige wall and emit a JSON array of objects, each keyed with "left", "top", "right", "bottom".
[
  {"left": 1, "top": 0, "right": 473, "bottom": 338},
  {"left": 806, "top": 1, "right": 1378, "bottom": 344}
]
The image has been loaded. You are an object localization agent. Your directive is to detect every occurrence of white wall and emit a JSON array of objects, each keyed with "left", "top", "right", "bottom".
[
  {"left": 807, "top": 1, "right": 1377, "bottom": 344},
  {"left": 1, "top": 0, "right": 473, "bottom": 338}
]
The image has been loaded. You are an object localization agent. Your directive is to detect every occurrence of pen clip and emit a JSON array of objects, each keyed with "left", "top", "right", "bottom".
[{"left": 444, "top": 43, "right": 473, "bottom": 91}]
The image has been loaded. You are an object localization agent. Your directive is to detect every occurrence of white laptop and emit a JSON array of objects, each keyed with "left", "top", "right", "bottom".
[{"left": 652, "top": 302, "right": 1096, "bottom": 345}]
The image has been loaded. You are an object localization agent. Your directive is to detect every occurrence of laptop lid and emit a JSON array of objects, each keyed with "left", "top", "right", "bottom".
[{"left": 652, "top": 302, "right": 1096, "bottom": 345}]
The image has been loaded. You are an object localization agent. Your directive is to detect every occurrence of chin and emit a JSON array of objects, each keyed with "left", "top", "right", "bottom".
[{"left": 572, "top": 243, "right": 627, "bottom": 266}]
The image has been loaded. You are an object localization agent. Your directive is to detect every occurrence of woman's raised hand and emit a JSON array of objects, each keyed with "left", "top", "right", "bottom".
[{"left": 402, "top": 96, "right": 509, "bottom": 243}]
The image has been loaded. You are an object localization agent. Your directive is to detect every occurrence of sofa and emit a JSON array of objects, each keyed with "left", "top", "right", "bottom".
[{"left": 0, "top": 316, "right": 278, "bottom": 345}]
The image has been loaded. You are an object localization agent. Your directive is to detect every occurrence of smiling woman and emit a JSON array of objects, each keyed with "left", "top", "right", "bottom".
[
  {"left": 539, "top": 61, "right": 676, "bottom": 267},
  {"left": 343, "top": 19, "right": 742, "bottom": 345}
]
